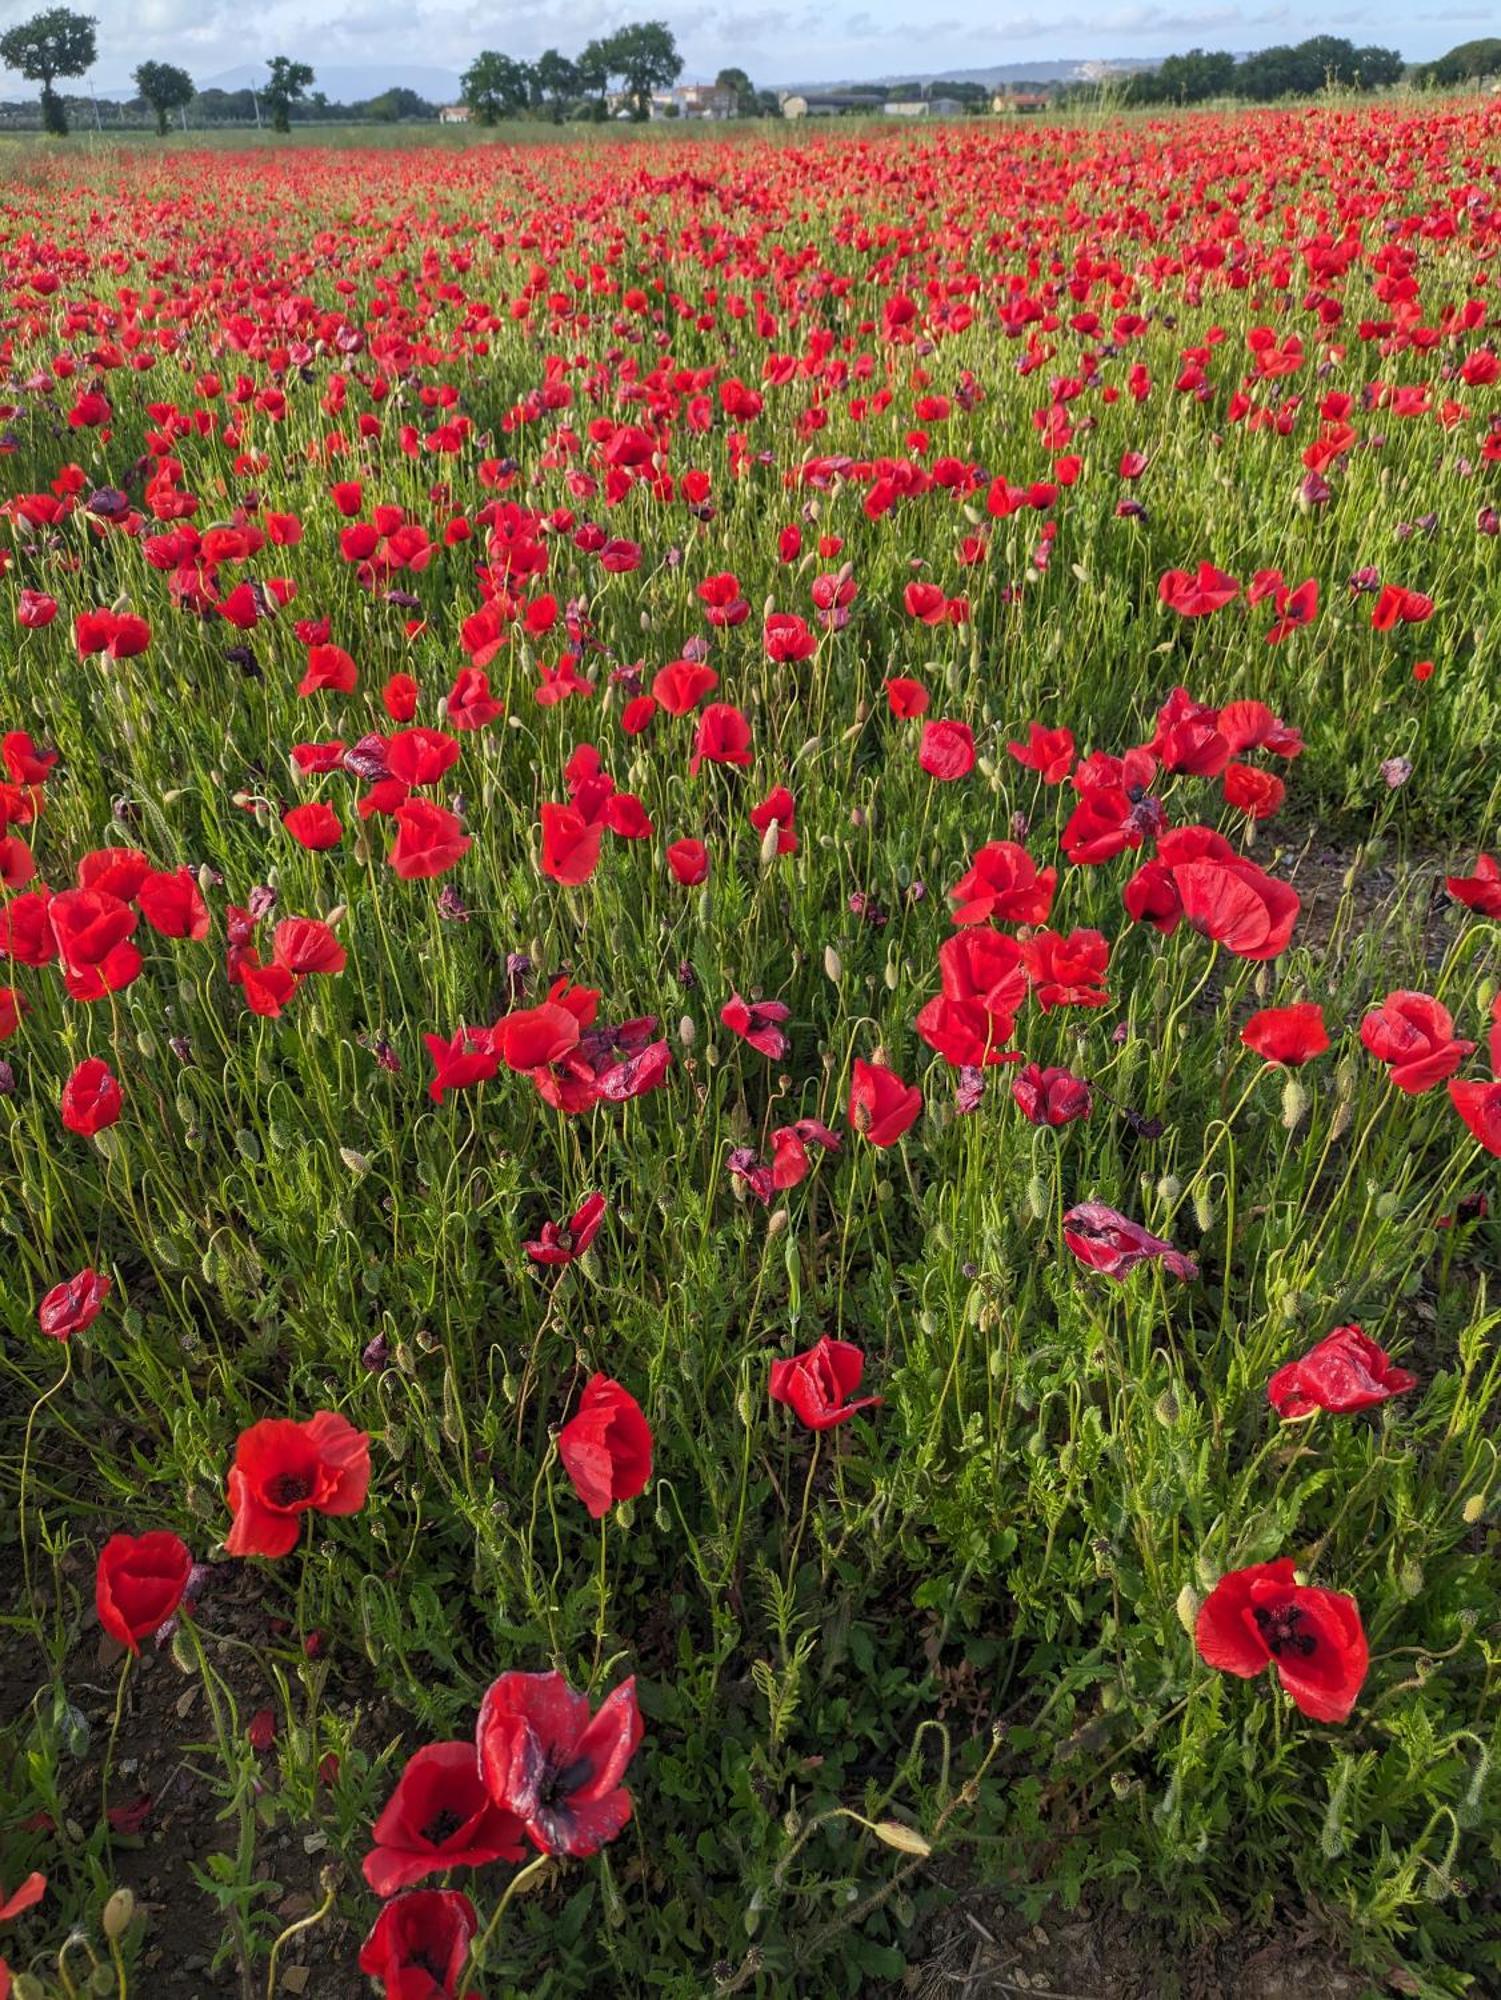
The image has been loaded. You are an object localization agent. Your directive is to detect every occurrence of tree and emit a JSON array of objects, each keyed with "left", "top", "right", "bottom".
[
  {"left": 576, "top": 38, "right": 611, "bottom": 115},
  {"left": 716, "top": 64, "right": 756, "bottom": 116},
  {"left": 1417, "top": 37, "right": 1501, "bottom": 85},
  {"left": 599, "top": 20, "right": 681, "bottom": 119},
  {"left": 364, "top": 85, "right": 432, "bottom": 122},
  {"left": 133, "top": 58, "right": 193, "bottom": 135},
  {"left": 461, "top": 50, "right": 532, "bottom": 125},
  {"left": 0, "top": 7, "right": 96, "bottom": 135},
  {"left": 533, "top": 48, "right": 578, "bottom": 120},
  {"left": 262, "top": 55, "right": 313, "bottom": 133}
]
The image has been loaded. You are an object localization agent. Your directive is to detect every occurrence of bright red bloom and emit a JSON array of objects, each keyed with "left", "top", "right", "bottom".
[
  {"left": 386, "top": 728, "right": 460, "bottom": 789},
  {"left": 652, "top": 658, "right": 718, "bottom": 715},
  {"left": 1369, "top": 583, "right": 1433, "bottom": 630},
  {"left": 1241, "top": 1003, "right": 1329, "bottom": 1065},
  {"left": 363, "top": 1742, "right": 525, "bottom": 1898},
  {"left": 1267, "top": 1325, "right": 1416, "bottom": 1422},
  {"left": 476, "top": 1671, "right": 642, "bottom": 1858},
  {"left": 524, "top": 1191, "right": 607, "bottom": 1267},
  {"left": 1359, "top": 991, "right": 1473, "bottom": 1094},
  {"left": 949, "top": 841, "right": 1055, "bottom": 926},
  {"left": 48, "top": 887, "right": 136, "bottom": 975},
  {"left": 1222, "top": 763, "right": 1286, "bottom": 821},
  {"left": 848, "top": 1057, "right": 921, "bottom": 1146},
  {"left": 885, "top": 676, "right": 929, "bottom": 719},
  {"left": 1062, "top": 1202, "right": 1197, "bottom": 1280},
  {"left": 763, "top": 611, "right": 816, "bottom": 662},
  {"left": 494, "top": 1001, "right": 581, "bottom": 1071},
  {"left": 1449, "top": 1077, "right": 1501, "bottom": 1155},
  {"left": 1172, "top": 856, "right": 1299, "bottom": 960},
  {"left": 61, "top": 1057, "right": 122, "bottom": 1136},
  {"left": 1445, "top": 854, "right": 1501, "bottom": 918},
  {"left": 1264, "top": 576, "right": 1318, "bottom": 643},
  {"left": 424, "top": 1027, "right": 500, "bottom": 1106},
  {"left": 38, "top": 1267, "right": 111, "bottom": 1339},
  {"left": 690, "top": 703, "right": 753, "bottom": 774},
  {"left": 1195, "top": 1558, "right": 1368, "bottom": 1723},
  {"left": 667, "top": 838, "right": 709, "bottom": 885},
  {"left": 357, "top": 1888, "right": 477, "bottom": 2000},
  {"left": 1006, "top": 722, "right": 1074, "bottom": 783},
  {"left": 917, "top": 926, "right": 1027, "bottom": 1067},
  {"left": 445, "top": 665, "right": 503, "bottom": 730},
  {"left": 1158, "top": 562, "right": 1239, "bottom": 616},
  {"left": 540, "top": 802, "right": 604, "bottom": 885},
  {"left": 389, "top": 800, "right": 470, "bottom": 881},
  {"left": 1022, "top": 928, "right": 1110, "bottom": 1011},
  {"left": 1216, "top": 700, "right": 1302, "bottom": 758},
  {"left": 769, "top": 1336, "right": 882, "bottom": 1430},
  {"left": 224, "top": 1410, "right": 371, "bottom": 1559},
  {"left": 748, "top": 786, "right": 797, "bottom": 856},
  {"left": 558, "top": 1374, "right": 653, "bottom": 1518},
  {"left": 298, "top": 643, "right": 358, "bottom": 696},
  {"left": 721, "top": 992, "right": 790, "bottom": 1060},
  {"left": 0, "top": 985, "right": 26, "bottom": 1040},
  {"left": 282, "top": 802, "right": 343, "bottom": 850},
  {"left": 96, "top": 1531, "right": 192, "bottom": 1656},
  {"left": 272, "top": 917, "right": 346, "bottom": 976},
  {"left": 1012, "top": 1063, "right": 1092, "bottom": 1126},
  {"left": 918, "top": 719, "right": 975, "bottom": 780},
  {"left": 383, "top": 672, "right": 420, "bottom": 723},
  {"left": 137, "top": 867, "right": 211, "bottom": 940},
  {"left": 2, "top": 730, "right": 56, "bottom": 785},
  {"left": 768, "top": 1118, "right": 840, "bottom": 1189}
]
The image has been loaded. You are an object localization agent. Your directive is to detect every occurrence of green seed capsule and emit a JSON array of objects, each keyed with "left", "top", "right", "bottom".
[
  {"left": 1193, "top": 1186, "right": 1215, "bottom": 1232},
  {"left": 1281, "top": 1078, "right": 1308, "bottom": 1130}
]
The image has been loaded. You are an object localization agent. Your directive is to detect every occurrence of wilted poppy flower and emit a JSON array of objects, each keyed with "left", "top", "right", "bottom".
[
  {"left": 524, "top": 1192, "right": 607, "bottom": 1266},
  {"left": 1445, "top": 853, "right": 1501, "bottom": 918},
  {"left": 363, "top": 1742, "right": 526, "bottom": 1898},
  {"left": 768, "top": 1119, "right": 841, "bottom": 1188},
  {"left": 1195, "top": 1558, "right": 1368, "bottom": 1723},
  {"left": 918, "top": 720, "right": 975, "bottom": 780},
  {"left": 389, "top": 800, "right": 470, "bottom": 881},
  {"left": 949, "top": 841, "right": 1055, "bottom": 926},
  {"left": 225, "top": 1409, "right": 371, "bottom": 1559},
  {"left": 1012, "top": 1063, "right": 1091, "bottom": 1126},
  {"left": 1267, "top": 1324, "right": 1416, "bottom": 1421},
  {"left": 1241, "top": 1003, "right": 1329, "bottom": 1065},
  {"left": 476, "top": 1671, "right": 642, "bottom": 1858},
  {"left": 848, "top": 1057, "right": 921, "bottom": 1146},
  {"left": 769, "top": 1336, "right": 882, "bottom": 1430},
  {"left": 1449, "top": 1077, "right": 1501, "bottom": 1155},
  {"left": 38, "top": 1267, "right": 111, "bottom": 1339},
  {"left": 1359, "top": 991, "right": 1473, "bottom": 1094},
  {"left": 61, "top": 1057, "right": 122, "bottom": 1136},
  {"left": 357, "top": 1888, "right": 477, "bottom": 1999},
  {"left": 558, "top": 1374, "right": 652, "bottom": 1518},
  {"left": 721, "top": 992, "right": 790, "bottom": 1060},
  {"left": 96, "top": 1531, "right": 193, "bottom": 1655},
  {"left": 1062, "top": 1202, "right": 1198, "bottom": 1281}
]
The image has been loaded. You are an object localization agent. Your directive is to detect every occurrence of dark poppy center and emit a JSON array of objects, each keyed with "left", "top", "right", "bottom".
[
  {"left": 538, "top": 1753, "right": 593, "bottom": 1807},
  {"left": 1254, "top": 1602, "right": 1317, "bottom": 1658},
  {"left": 269, "top": 1473, "right": 313, "bottom": 1507},
  {"left": 420, "top": 1807, "right": 466, "bottom": 1848}
]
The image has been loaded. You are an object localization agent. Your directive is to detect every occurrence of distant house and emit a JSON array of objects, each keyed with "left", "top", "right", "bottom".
[
  {"left": 438, "top": 103, "right": 469, "bottom": 123},
  {"left": 992, "top": 89, "right": 1049, "bottom": 113},
  {"left": 676, "top": 81, "right": 737, "bottom": 118},
  {"left": 781, "top": 90, "right": 882, "bottom": 119},
  {"left": 883, "top": 96, "right": 963, "bottom": 117}
]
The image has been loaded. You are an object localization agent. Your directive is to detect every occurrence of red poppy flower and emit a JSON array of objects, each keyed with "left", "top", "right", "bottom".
[
  {"left": 902, "top": 579, "right": 948, "bottom": 624},
  {"left": 1222, "top": 764, "right": 1286, "bottom": 821},
  {"left": 389, "top": 800, "right": 470, "bottom": 881},
  {"left": 61, "top": 1057, "right": 122, "bottom": 1136},
  {"left": 721, "top": 992, "right": 790, "bottom": 1061},
  {"left": 0, "top": 985, "right": 26, "bottom": 1041},
  {"left": 48, "top": 887, "right": 136, "bottom": 974},
  {"left": 224, "top": 1409, "right": 371, "bottom": 1559},
  {"left": 357, "top": 1888, "right": 477, "bottom": 2000},
  {"left": 1062, "top": 1202, "right": 1197, "bottom": 1280},
  {"left": 1172, "top": 856, "right": 1299, "bottom": 960},
  {"left": 1, "top": 730, "right": 55, "bottom": 786},
  {"left": 918, "top": 719, "right": 975, "bottom": 780},
  {"left": 1012, "top": 1063, "right": 1092, "bottom": 1126},
  {"left": 476, "top": 1671, "right": 642, "bottom": 1858},
  {"left": 885, "top": 676, "right": 929, "bottom": 719},
  {"left": 558, "top": 1374, "right": 653, "bottom": 1518},
  {"left": 1445, "top": 854, "right": 1501, "bottom": 918},
  {"left": 1158, "top": 563, "right": 1239, "bottom": 616},
  {"left": 1267, "top": 1325, "right": 1416, "bottom": 1421},
  {"left": 272, "top": 917, "right": 346, "bottom": 976},
  {"left": 38, "top": 1267, "right": 111, "bottom": 1339},
  {"left": 540, "top": 802, "right": 603, "bottom": 885},
  {"left": 1449, "top": 1077, "right": 1501, "bottom": 1155},
  {"left": 748, "top": 786, "right": 797, "bottom": 855},
  {"left": 136, "top": 867, "right": 211, "bottom": 940},
  {"left": 769, "top": 1336, "right": 882, "bottom": 1430},
  {"left": 424, "top": 1027, "right": 499, "bottom": 1105},
  {"left": 949, "top": 841, "right": 1055, "bottom": 926},
  {"left": 445, "top": 665, "right": 503, "bottom": 730},
  {"left": 16, "top": 587, "right": 58, "bottom": 627},
  {"left": 763, "top": 611, "right": 816, "bottom": 662},
  {"left": 1195, "top": 1558, "right": 1368, "bottom": 1723},
  {"left": 1359, "top": 991, "right": 1473, "bottom": 1094},
  {"left": 0, "top": 1871, "right": 45, "bottom": 1922},
  {"left": 667, "top": 838, "right": 708, "bottom": 885},
  {"left": 1241, "top": 1003, "right": 1329, "bottom": 1065},
  {"left": 383, "top": 672, "right": 420, "bottom": 723},
  {"left": 652, "top": 658, "right": 718, "bottom": 714},
  {"left": 524, "top": 1191, "right": 607, "bottom": 1267},
  {"left": 282, "top": 802, "right": 343, "bottom": 850},
  {"left": 1021, "top": 928, "right": 1110, "bottom": 1011},
  {"left": 298, "top": 643, "right": 358, "bottom": 696},
  {"left": 1152, "top": 686, "right": 1230, "bottom": 776},
  {"left": 494, "top": 1001, "right": 581, "bottom": 1071},
  {"left": 848, "top": 1057, "right": 921, "bottom": 1146},
  {"left": 1216, "top": 700, "right": 1302, "bottom": 758},
  {"left": 96, "top": 1531, "right": 193, "bottom": 1655},
  {"left": 1006, "top": 722, "right": 1074, "bottom": 783},
  {"left": 363, "top": 1742, "right": 526, "bottom": 1898},
  {"left": 386, "top": 728, "right": 460, "bottom": 789},
  {"left": 768, "top": 1118, "right": 840, "bottom": 1188},
  {"left": 690, "top": 703, "right": 753, "bottom": 775}
]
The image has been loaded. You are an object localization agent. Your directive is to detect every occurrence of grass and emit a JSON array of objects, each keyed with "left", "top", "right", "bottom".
[{"left": 0, "top": 98, "right": 1497, "bottom": 2000}]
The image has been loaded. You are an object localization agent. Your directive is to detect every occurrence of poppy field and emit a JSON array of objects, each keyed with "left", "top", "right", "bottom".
[{"left": 1, "top": 100, "right": 1499, "bottom": 2000}]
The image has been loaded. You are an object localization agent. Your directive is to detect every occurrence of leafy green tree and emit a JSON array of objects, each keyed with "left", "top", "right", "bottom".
[
  {"left": 262, "top": 55, "right": 313, "bottom": 132},
  {"left": 576, "top": 36, "right": 611, "bottom": 110},
  {"left": 364, "top": 85, "right": 432, "bottom": 122},
  {"left": 533, "top": 48, "right": 579, "bottom": 120},
  {"left": 1154, "top": 47, "right": 1235, "bottom": 102},
  {"left": 132, "top": 58, "right": 193, "bottom": 135},
  {"left": 461, "top": 50, "right": 532, "bottom": 125},
  {"left": 715, "top": 64, "right": 756, "bottom": 116},
  {"left": 1417, "top": 36, "right": 1501, "bottom": 85},
  {"left": 599, "top": 20, "right": 681, "bottom": 119},
  {"left": 0, "top": 7, "right": 97, "bottom": 135}
]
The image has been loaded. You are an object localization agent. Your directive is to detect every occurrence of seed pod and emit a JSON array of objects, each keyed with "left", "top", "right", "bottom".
[{"left": 823, "top": 945, "right": 842, "bottom": 983}]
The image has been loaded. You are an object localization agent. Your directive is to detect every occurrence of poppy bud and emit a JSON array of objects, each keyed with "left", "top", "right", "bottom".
[
  {"left": 340, "top": 1149, "right": 370, "bottom": 1177},
  {"left": 1026, "top": 1174, "right": 1048, "bottom": 1220},
  {"left": 823, "top": 946, "right": 841, "bottom": 983},
  {"left": 1193, "top": 1186, "right": 1215, "bottom": 1232},
  {"left": 1154, "top": 1388, "right": 1180, "bottom": 1426},
  {"left": 758, "top": 820, "right": 780, "bottom": 870},
  {"left": 103, "top": 1888, "right": 135, "bottom": 1940},
  {"left": 170, "top": 1624, "right": 196, "bottom": 1673},
  {"left": 1463, "top": 1493, "right": 1486, "bottom": 1524},
  {"left": 1156, "top": 1174, "right": 1181, "bottom": 1205},
  {"left": 1281, "top": 1079, "right": 1309, "bottom": 1130},
  {"left": 678, "top": 1014, "right": 695, "bottom": 1046}
]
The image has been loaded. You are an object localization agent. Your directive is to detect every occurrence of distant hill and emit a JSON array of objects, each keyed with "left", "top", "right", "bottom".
[{"left": 777, "top": 57, "right": 1154, "bottom": 90}]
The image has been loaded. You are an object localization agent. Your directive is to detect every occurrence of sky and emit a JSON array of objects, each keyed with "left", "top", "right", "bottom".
[{"left": 3, "top": 0, "right": 1494, "bottom": 95}]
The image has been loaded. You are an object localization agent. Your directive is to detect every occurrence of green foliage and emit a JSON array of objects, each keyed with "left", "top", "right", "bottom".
[
  {"left": 132, "top": 58, "right": 194, "bottom": 136},
  {"left": 0, "top": 6, "right": 96, "bottom": 134},
  {"left": 462, "top": 49, "right": 534, "bottom": 125},
  {"left": 262, "top": 54, "right": 314, "bottom": 134}
]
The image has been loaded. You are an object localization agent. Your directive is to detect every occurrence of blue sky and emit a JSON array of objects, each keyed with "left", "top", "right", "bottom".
[{"left": 4, "top": 0, "right": 1493, "bottom": 95}]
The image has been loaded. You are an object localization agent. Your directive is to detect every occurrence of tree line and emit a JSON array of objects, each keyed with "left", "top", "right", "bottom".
[
  {"left": 459, "top": 27, "right": 777, "bottom": 124},
  {"left": 1114, "top": 35, "right": 1403, "bottom": 105}
]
